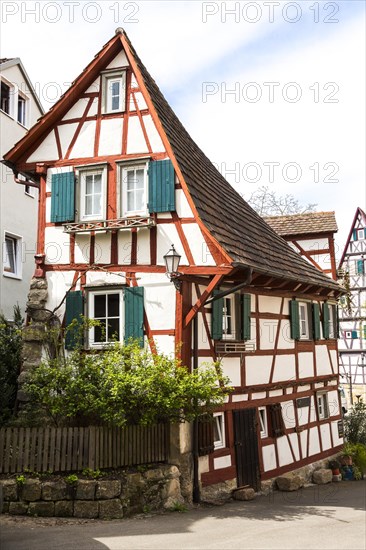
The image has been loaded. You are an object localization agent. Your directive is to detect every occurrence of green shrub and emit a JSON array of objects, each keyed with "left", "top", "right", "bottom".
[
  {"left": 342, "top": 442, "right": 366, "bottom": 473},
  {"left": 65, "top": 474, "right": 78, "bottom": 485},
  {"left": 0, "top": 306, "right": 23, "bottom": 426},
  {"left": 344, "top": 400, "right": 366, "bottom": 445},
  {"left": 22, "top": 340, "right": 231, "bottom": 427}
]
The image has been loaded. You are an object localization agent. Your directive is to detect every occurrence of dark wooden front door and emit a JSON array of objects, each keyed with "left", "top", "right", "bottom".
[{"left": 233, "top": 408, "right": 260, "bottom": 491}]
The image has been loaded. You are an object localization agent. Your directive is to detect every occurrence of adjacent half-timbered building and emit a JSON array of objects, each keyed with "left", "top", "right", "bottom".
[
  {"left": 264, "top": 211, "right": 338, "bottom": 280},
  {"left": 3, "top": 30, "right": 344, "bottom": 493},
  {"left": 338, "top": 207, "right": 366, "bottom": 400}
]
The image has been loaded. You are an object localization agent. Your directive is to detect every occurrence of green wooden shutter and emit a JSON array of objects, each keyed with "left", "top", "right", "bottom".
[
  {"left": 332, "top": 304, "right": 339, "bottom": 339},
  {"left": 312, "top": 303, "right": 321, "bottom": 340},
  {"left": 290, "top": 299, "right": 300, "bottom": 340},
  {"left": 356, "top": 259, "right": 364, "bottom": 275},
  {"left": 124, "top": 287, "right": 144, "bottom": 346},
  {"left": 241, "top": 294, "right": 251, "bottom": 341},
  {"left": 51, "top": 172, "right": 75, "bottom": 223},
  {"left": 351, "top": 330, "right": 358, "bottom": 339},
  {"left": 65, "top": 290, "right": 84, "bottom": 350},
  {"left": 148, "top": 159, "right": 175, "bottom": 213},
  {"left": 322, "top": 302, "right": 330, "bottom": 339},
  {"left": 353, "top": 229, "right": 357, "bottom": 240},
  {"left": 364, "top": 228, "right": 366, "bottom": 239},
  {"left": 211, "top": 290, "right": 223, "bottom": 340}
]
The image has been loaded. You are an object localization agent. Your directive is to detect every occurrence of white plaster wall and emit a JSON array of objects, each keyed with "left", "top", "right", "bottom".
[
  {"left": 86, "top": 271, "right": 126, "bottom": 286},
  {"left": 44, "top": 227, "right": 70, "bottom": 264},
  {"left": 262, "top": 444, "right": 277, "bottom": 472},
  {"left": 312, "top": 253, "right": 332, "bottom": 271},
  {"left": 143, "top": 114, "right": 165, "bottom": 151},
  {"left": 281, "top": 401, "right": 296, "bottom": 429},
  {"left": 182, "top": 224, "right": 216, "bottom": 266},
  {"left": 246, "top": 355, "right": 272, "bottom": 386},
  {"left": 85, "top": 78, "right": 100, "bottom": 93},
  {"left": 153, "top": 334, "right": 175, "bottom": 355},
  {"left": 320, "top": 423, "right": 332, "bottom": 450},
  {"left": 221, "top": 357, "right": 241, "bottom": 386},
  {"left": 45, "top": 197, "right": 51, "bottom": 224},
  {"left": 199, "top": 456, "right": 209, "bottom": 475},
  {"left": 156, "top": 225, "right": 188, "bottom": 266},
  {"left": 288, "top": 433, "right": 300, "bottom": 461},
  {"left": 57, "top": 123, "right": 78, "bottom": 159},
  {"left": 105, "top": 51, "right": 128, "bottom": 69},
  {"left": 278, "top": 320, "right": 295, "bottom": 349},
  {"left": 315, "top": 345, "right": 333, "bottom": 375},
  {"left": 308, "top": 427, "right": 321, "bottom": 456},
  {"left": 136, "top": 228, "right": 150, "bottom": 264},
  {"left": 232, "top": 394, "right": 248, "bottom": 402},
  {"left": 131, "top": 74, "right": 138, "bottom": 88},
  {"left": 277, "top": 436, "right": 293, "bottom": 467},
  {"left": 69, "top": 120, "right": 96, "bottom": 159},
  {"left": 94, "top": 232, "right": 111, "bottom": 264},
  {"left": 197, "top": 312, "right": 210, "bottom": 350},
  {"left": 144, "top": 281, "right": 175, "bottom": 330},
  {"left": 327, "top": 389, "right": 340, "bottom": 416},
  {"left": 45, "top": 270, "right": 76, "bottom": 316},
  {"left": 309, "top": 396, "right": 317, "bottom": 423},
  {"left": 297, "top": 405, "right": 310, "bottom": 426},
  {"left": 27, "top": 129, "right": 58, "bottom": 162},
  {"left": 214, "top": 455, "right": 231, "bottom": 470},
  {"left": 258, "top": 295, "right": 282, "bottom": 314},
  {"left": 118, "top": 232, "right": 132, "bottom": 264},
  {"left": 296, "top": 238, "right": 329, "bottom": 251},
  {"left": 176, "top": 189, "right": 194, "bottom": 218},
  {"left": 329, "top": 349, "right": 339, "bottom": 373},
  {"left": 259, "top": 319, "right": 278, "bottom": 350},
  {"left": 252, "top": 391, "right": 266, "bottom": 399},
  {"left": 269, "top": 389, "right": 283, "bottom": 397},
  {"left": 127, "top": 116, "right": 148, "bottom": 154},
  {"left": 272, "top": 354, "right": 296, "bottom": 383},
  {"left": 98, "top": 118, "right": 123, "bottom": 156},
  {"left": 298, "top": 352, "right": 314, "bottom": 379},
  {"left": 61, "top": 98, "right": 90, "bottom": 121},
  {"left": 300, "top": 430, "right": 308, "bottom": 458},
  {"left": 331, "top": 421, "right": 344, "bottom": 447},
  {"left": 133, "top": 92, "right": 148, "bottom": 111},
  {"left": 75, "top": 233, "right": 91, "bottom": 263}
]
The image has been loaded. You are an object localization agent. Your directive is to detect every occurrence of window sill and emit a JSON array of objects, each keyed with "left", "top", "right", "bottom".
[
  {"left": 3, "top": 272, "right": 22, "bottom": 280},
  {"left": 17, "top": 120, "right": 29, "bottom": 130}
]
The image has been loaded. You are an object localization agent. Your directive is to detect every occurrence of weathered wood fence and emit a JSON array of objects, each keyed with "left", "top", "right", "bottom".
[{"left": 0, "top": 425, "right": 169, "bottom": 474}]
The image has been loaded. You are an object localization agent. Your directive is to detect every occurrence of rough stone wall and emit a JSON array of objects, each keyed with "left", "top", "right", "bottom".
[{"left": 0, "top": 464, "right": 184, "bottom": 519}]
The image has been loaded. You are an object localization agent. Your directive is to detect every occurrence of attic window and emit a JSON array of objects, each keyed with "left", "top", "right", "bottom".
[
  {"left": 102, "top": 71, "right": 126, "bottom": 114},
  {"left": 17, "top": 94, "right": 27, "bottom": 126}
]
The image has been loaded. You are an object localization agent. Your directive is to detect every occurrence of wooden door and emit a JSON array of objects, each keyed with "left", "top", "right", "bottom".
[{"left": 233, "top": 408, "right": 260, "bottom": 491}]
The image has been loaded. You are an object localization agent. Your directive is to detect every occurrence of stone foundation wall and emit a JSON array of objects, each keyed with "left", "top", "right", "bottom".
[{"left": 0, "top": 464, "right": 184, "bottom": 519}]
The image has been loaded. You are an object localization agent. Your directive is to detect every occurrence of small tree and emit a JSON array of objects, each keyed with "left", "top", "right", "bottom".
[
  {"left": 246, "top": 186, "right": 317, "bottom": 216},
  {"left": 0, "top": 306, "right": 23, "bottom": 425},
  {"left": 344, "top": 399, "right": 366, "bottom": 445},
  {"left": 23, "top": 339, "right": 231, "bottom": 427}
]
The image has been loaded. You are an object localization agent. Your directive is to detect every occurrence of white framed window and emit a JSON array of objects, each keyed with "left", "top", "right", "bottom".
[
  {"left": 17, "top": 93, "right": 27, "bottom": 126},
  {"left": 78, "top": 166, "right": 107, "bottom": 221},
  {"left": 299, "top": 302, "right": 309, "bottom": 339},
  {"left": 213, "top": 412, "right": 225, "bottom": 449},
  {"left": 120, "top": 162, "right": 148, "bottom": 217},
  {"left": 88, "top": 289, "right": 123, "bottom": 347},
  {"left": 222, "top": 295, "right": 236, "bottom": 340},
  {"left": 357, "top": 228, "right": 365, "bottom": 240},
  {"left": 328, "top": 304, "right": 337, "bottom": 339},
  {"left": 258, "top": 407, "right": 268, "bottom": 438},
  {"left": 24, "top": 184, "right": 35, "bottom": 198},
  {"left": 1, "top": 80, "right": 11, "bottom": 114},
  {"left": 317, "top": 392, "right": 329, "bottom": 420},
  {"left": 102, "top": 71, "right": 126, "bottom": 114},
  {"left": 3, "top": 233, "right": 22, "bottom": 279}
]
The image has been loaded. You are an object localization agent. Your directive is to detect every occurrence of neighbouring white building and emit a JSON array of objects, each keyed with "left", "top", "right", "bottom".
[{"left": 0, "top": 58, "right": 44, "bottom": 318}]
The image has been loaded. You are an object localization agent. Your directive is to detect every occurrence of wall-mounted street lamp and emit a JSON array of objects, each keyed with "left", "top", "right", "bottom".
[{"left": 163, "top": 244, "right": 182, "bottom": 292}]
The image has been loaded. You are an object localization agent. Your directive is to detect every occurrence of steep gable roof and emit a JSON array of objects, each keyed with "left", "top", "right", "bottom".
[
  {"left": 339, "top": 207, "right": 366, "bottom": 268},
  {"left": 4, "top": 30, "right": 341, "bottom": 293},
  {"left": 0, "top": 57, "right": 44, "bottom": 115},
  {"left": 264, "top": 212, "right": 338, "bottom": 237}
]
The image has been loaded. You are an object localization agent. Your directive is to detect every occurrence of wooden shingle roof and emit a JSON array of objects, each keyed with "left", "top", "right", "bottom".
[
  {"left": 264, "top": 212, "right": 338, "bottom": 237},
  {"left": 124, "top": 34, "right": 340, "bottom": 292}
]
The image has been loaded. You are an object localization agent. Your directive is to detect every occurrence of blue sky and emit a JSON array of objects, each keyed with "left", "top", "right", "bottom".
[{"left": 1, "top": 0, "right": 365, "bottom": 255}]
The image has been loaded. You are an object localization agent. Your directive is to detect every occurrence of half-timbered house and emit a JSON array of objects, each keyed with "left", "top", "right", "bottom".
[
  {"left": 3, "top": 30, "right": 344, "bottom": 495},
  {"left": 338, "top": 207, "right": 366, "bottom": 401},
  {"left": 264, "top": 211, "right": 338, "bottom": 280}
]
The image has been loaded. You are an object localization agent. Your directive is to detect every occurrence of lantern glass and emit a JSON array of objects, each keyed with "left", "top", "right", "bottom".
[{"left": 164, "top": 245, "right": 181, "bottom": 275}]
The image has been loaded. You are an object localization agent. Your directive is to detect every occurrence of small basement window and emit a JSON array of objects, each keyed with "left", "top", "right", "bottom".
[
  {"left": 258, "top": 407, "right": 268, "bottom": 438},
  {"left": 213, "top": 412, "right": 226, "bottom": 449}
]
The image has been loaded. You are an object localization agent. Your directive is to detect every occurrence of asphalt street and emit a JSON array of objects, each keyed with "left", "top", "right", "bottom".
[{"left": 1, "top": 480, "right": 365, "bottom": 550}]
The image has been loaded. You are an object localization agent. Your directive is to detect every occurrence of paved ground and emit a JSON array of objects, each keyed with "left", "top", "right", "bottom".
[{"left": 1, "top": 481, "right": 365, "bottom": 550}]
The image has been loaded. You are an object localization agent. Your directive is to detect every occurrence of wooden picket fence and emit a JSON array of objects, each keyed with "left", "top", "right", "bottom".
[{"left": 0, "top": 424, "right": 169, "bottom": 474}]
